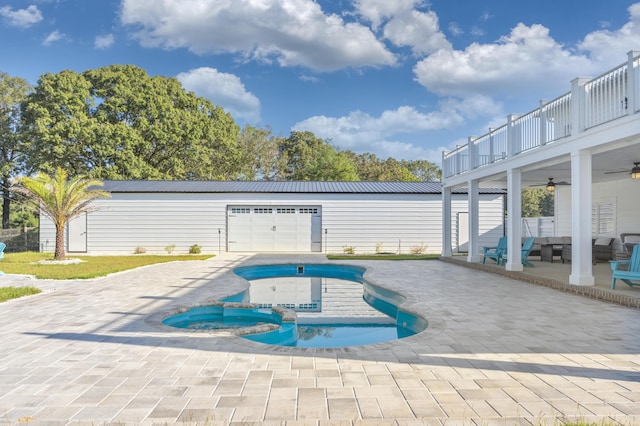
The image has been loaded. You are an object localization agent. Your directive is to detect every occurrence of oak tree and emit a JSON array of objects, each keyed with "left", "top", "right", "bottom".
[{"left": 0, "top": 72, "right": 31, "bottom": 228}]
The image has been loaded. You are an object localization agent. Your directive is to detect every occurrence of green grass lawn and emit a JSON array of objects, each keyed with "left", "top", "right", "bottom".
[
  {"left": 0, "top": 286, "right": 42, "bottom": 302},
  {"left": 326, "top": 254, "right": 439, "bottom": 260},
  {"left": 0, "top": 252, "right": 214, "bottom": 280}
]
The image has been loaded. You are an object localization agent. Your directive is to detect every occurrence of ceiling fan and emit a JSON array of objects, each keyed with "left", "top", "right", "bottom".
[
  {"left": 604, "top": 161, "right": 640, "bottom": 179},
  {"left": 531, "top": 177, "right": 570, "bottom": 191}
]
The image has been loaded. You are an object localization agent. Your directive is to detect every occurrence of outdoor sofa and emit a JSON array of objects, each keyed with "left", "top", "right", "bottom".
[
  {"left": 618, "top": 233, "right": 640, "bottom": 260},
  {"left": 522, "top": 236, "right": 569, "bottom": 258},
  {"left": 522, "top": 236, "right": 615, "bottom": 263}
]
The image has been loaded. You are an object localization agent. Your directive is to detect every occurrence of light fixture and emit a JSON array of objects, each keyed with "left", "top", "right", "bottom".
[
  {"left": 631, "top": 162, "right": 640, "bottom": 179},
  {"left": 545, "top": 178, "right": 555, "bottom": 191}
]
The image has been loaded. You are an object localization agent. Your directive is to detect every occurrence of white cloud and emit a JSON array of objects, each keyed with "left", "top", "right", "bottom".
[
  {"left": 413, "top": 23, "right": 594, "bottom": 97},
  {"left": 290, "top": 94, "right": 507, "bottom": 163},
  {"left": 442, "top": 94, "right": 503, "bottom": 121},
  {"left": 42, "top": 30, "right": 64, "bottom": 46},
  {"left": 0, "top": 5, "right": 42, "bottom": 28},
  {"left": 578, "top": 3, "right": 640, "bottom": 66},
  {"left": 470, "top": 26, "right": 485, "bottom": 37},
  {"left": 353, "top": 0, "right": 421, "bottom": 29},
  {"left": 448, "top": 22, "right": 463, "bottom": 37},
  {"left": 413, "top": 3, "right": 640, "bottom": 101},
  {"left": 382, "top": 9, "right": 451, "bottom": 55},
  {"left": 94, "top": 34, "right": 115, "bottom": 49},
  {"left": 354, "top": 0, "right": 450, "bottom": 56},
  {"left": 120, "top": 0, "right": 395, "bottom": 72},
  {"left": 176, "top": 67, "right": 261, "bottom": 123},
  {"left": 291, "top": 104, "right": 470, "bottom": 163}
]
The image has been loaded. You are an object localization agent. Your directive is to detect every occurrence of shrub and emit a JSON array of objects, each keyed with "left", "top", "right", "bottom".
[
  {"left": 134, "top": 246, "right": 146, "bottom": 254},
  {"left": 165, "top": 244, "right": 176, "bottom": 254},
  {"left": 375, "top": 242, "right": 384, "bottom": 254},
  {"left": 342, "top": 245, "right": 355, "bottom": 254},
  {"left": 409, "top": 244, "right": 427, "bottom": 255},
  {"left": 189, "top": 244, "right": 201, "bottom": 254}
]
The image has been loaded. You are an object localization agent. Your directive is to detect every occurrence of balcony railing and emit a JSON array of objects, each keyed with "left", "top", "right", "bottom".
[{"left": 443, "top": 50, "right": 640, "bottom": 179}]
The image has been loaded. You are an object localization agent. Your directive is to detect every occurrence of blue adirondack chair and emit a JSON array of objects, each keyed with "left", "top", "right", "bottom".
[
  {"left": 610, "top": 244, "right": 640, "bottom": 289},
  {"left": 520, "top": 237, "right": 535, "bottom": 267},
  {"left": 497, "top": 236, "right": 535, "bottom": 266},
  {"left": 482, "top": 236, "right": 507, "bottom": 264}
]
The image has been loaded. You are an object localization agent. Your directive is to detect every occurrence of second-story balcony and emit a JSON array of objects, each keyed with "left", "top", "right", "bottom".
[{"left": 443, "top": 50, "right": 640, "bottom": 182}]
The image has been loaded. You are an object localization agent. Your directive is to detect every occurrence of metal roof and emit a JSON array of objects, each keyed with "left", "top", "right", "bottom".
[{"left": 101, "top": 180, "right": 505, "bottom": 194}]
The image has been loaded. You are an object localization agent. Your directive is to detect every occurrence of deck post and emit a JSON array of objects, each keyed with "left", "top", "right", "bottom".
[
  {"left": 571, "top": 77, "right": 590, "bottom": 135},
  {"left": 505, "top": 168, "right": 523, "bottom": 271},
  {"left": 506, "top": 114, "right": 519, "bottom": 158},
  {"left": 627, "top": 50, "right": 640, "bottom": 113},
  {"left": 488, "top": 128, "right": 495, "bottom": 163},
  {"left": 468, "top": 136, "right": 477, "bottom": 170},
  {"left": 539, "top": 100, "right": 548, "bottom": 146}
]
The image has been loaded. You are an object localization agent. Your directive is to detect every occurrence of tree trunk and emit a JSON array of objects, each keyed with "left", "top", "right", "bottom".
[
  {"left": 1, "top": 176, "right": 10, "bottom": 229},
  {"left": 54, "top": 223, "right": 66, "bottom": 260}
]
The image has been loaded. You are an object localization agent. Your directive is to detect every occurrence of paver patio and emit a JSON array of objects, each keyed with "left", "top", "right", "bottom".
[{"left": 0, "top": 253, "right": 639, "bottom": 425}]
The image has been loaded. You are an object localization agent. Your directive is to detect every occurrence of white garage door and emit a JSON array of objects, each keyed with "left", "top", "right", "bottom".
[{"left": 228, "top": 206, "right": 322, "bottom": 252}]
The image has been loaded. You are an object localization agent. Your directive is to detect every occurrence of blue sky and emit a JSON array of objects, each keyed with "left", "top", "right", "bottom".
[{"left": 1, "top": 0, "right": 640, "bottom": 165}]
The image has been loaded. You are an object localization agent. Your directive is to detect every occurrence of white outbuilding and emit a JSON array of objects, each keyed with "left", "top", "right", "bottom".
[{"left": 39, "top": 181, "right": 505, "bottom": 255}]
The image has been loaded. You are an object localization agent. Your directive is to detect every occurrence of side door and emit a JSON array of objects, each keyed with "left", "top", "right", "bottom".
[{"left": 68, "top": 213, "right": 87, "bottom": 253}]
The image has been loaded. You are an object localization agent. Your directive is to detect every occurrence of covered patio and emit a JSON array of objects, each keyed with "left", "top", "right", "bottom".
[{"left": 441, "top": 50, "right": 640, "bottom": 288}]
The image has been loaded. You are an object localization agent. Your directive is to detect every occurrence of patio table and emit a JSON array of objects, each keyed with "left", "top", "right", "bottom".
[{"left": 540, "top": 243, "right": 557, "bottom": 262}]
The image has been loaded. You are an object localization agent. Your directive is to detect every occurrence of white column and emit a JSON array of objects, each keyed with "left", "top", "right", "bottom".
[
  {"left": 505, "top": 168, "right": 523, "bottom": 271},
  {"left": 442, "top": 186, "right": 453, "bottom": 257},
  {"left": 467, "top": 179, "right": 480, "bottom": 262},
  {"left": 569, "top": 150, "right": 595, "bottom": 286}
]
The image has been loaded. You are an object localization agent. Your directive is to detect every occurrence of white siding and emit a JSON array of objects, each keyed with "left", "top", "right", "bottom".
[
  {"left": 39, "top": 218, "right": 56, "bottom": 253},
  {"left": 554, "top": 179, "right": 640, "bottom": 255},
  {"left": 555, "top": 185, "right": 572, "bottom": 236},
  {"left": 41, "top": 193, "right": 227, "bottom": 255},
  {"left": 323, "top": 193, "right": 503, "bottom": 255},
  {"left": 322, "top": 195, "right": 431, "bottom": 254},
  {"left": 451, "top": 195, "right": 505, "bottom": 255},
  {"left": 39, "top": 191, "right": 505, "bottom": 255},
  {"left": 593, "top": 179, "right": 640, "bottom": 254}
]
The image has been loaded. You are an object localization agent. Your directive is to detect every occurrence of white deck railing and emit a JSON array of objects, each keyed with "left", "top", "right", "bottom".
[{"left": 443, "top": 50, "right": 640, "bottom": 179}]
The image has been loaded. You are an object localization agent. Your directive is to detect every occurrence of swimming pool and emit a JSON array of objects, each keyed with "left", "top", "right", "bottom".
[{"left": 162, "top": 263, "right": 427, "bottom": 348}]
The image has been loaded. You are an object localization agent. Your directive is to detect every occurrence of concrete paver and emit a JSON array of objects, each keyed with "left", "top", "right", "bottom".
[{"left": 0, "top": 253, "right": 639, "bottom": 425}]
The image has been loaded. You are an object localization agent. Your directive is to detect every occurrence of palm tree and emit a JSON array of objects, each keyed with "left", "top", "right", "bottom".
[{"left": 12, "top": 168, "right": 110, "bottom": 260}]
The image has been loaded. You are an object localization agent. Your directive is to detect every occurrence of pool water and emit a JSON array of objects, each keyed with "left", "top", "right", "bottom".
[
  {"left": 163, "top": 264, "right": 427, "bottom": 348},
  {"left": 296, "top": 324, "right": 403, "bottom": 348}
]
